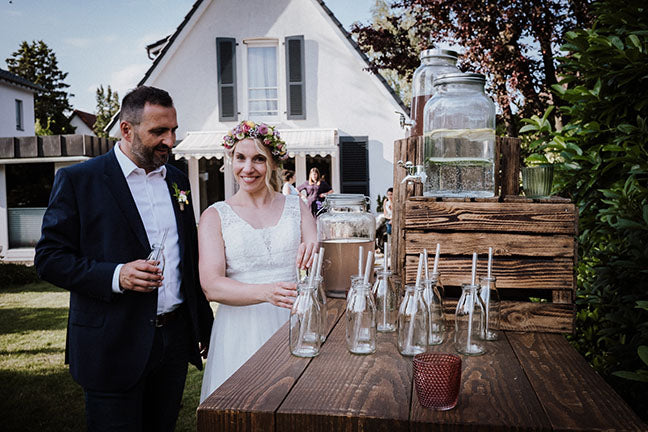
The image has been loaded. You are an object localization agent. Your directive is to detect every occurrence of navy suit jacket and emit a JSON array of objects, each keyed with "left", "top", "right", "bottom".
[{"left": 35, "top": 148, "right": 213, "bottom": 392}]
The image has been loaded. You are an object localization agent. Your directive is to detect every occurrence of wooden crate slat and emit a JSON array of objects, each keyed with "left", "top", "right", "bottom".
[
  {"left": 405, "top": 200, "right": 577, "bottom": 234},
  {"left": 405, "top": 231, "right": 575, "bottom": 258},
  {"left": 404, "top": 255, "right": 575, "bottom": 290}
]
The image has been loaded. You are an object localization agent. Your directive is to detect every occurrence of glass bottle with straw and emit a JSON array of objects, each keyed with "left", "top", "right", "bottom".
[
  {"left": 373, "top": 242, "right": 398, "bottom": 332},
  {"left": 290, "top": 253, "right": 322, "bottom": 357},
  {"left": 398, "top": 252, "right": 429, "bottom": 356},
  {"left": 454, "top": 252, "right": 486, "bottom": 356},
  {"left": 346, "top": 251, "right": 376, "bottom": 354},
  {"left": 423, "top": 246, "right": 445, "bottom": 345},
  {"left": 479, "top": 247, "right": 500, "bottom": 341},
  {"left": 314, "top": 247, "right": 327, "bottom": 342}
]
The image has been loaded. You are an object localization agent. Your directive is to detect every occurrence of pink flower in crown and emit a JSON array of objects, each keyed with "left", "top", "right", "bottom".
[{"left": 258, "top": 124, "right": 269, "bottom": 135}]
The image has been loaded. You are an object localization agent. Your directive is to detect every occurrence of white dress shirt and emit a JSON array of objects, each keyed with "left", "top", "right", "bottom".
[{"left": 111, "top": 142, "right": 184, "bottom": 315}]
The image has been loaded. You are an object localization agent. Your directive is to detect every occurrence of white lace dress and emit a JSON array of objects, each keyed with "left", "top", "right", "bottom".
[{"left": 200, "top": 194, "right": 302, "bottom": 402}]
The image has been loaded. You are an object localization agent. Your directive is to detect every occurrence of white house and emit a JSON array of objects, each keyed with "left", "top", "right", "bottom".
[
  {"left": 69, "top": 109, "right": 97, "bottom": 136},
  {"left": 0, "top": 68, "right": 41, "bottom": 137},
  {"left": 108, "top": 0, "right": 409, "bottom": 220}
]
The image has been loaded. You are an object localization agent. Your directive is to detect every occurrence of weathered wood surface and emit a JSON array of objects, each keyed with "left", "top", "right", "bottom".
[
  {"left": 277, "top": 310, "right": 411, "bottom": 432},
  {"left": 197, "top": 299, "right": 346, "bottom": 431},
  {"left": 509, "top": 332, "right": 646, "bottom": 431},
  {"left": 198, "top": 310, "right": 646, "bottom": 431},
  {"left": 497, "top": 136, "right": 521, "bottom": 196},
  {"left": 405, "top": 199, "right": 577, "bottom": 234},
  {"left": 410, "top": 330, "right": 550, "bottom": 431}
]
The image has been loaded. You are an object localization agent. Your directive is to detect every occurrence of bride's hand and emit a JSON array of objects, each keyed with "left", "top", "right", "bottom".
[
  {"left": 296, "top": 242, "right": 318, "bottom": 269},
  {"left": 266, "top": 281, "right": 297, "bottom": 309}
]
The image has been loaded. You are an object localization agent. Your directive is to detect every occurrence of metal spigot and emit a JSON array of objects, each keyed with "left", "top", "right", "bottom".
[
  {"left": 398, "top": 160, "right": 427, "bottom": 184},
  {"left": 395, "top": 111, "right": 414, "bottom": 129}
]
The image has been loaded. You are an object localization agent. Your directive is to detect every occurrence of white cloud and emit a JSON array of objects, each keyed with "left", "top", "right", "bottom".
[
  {"left": 63, "top": 37, "right": 93, "bottom": 48},
  {"left": 111, "top": 63, "right": 150, "bottom": 96}
]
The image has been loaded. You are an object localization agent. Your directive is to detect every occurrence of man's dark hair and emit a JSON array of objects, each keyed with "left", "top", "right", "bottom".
[{"left": 120, "top": 86, "right": 174, "bottom": 125}]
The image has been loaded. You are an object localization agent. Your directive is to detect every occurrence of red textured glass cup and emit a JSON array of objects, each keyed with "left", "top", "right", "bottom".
[{"left": 413, "top": 353, "right": 462, "bottom": 410}]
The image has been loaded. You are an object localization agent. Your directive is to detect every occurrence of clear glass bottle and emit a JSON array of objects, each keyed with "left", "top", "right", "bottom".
[
  {"left": 423, "top": 72, "right": 497, "bottom": 198},
  {"left": 290, "top": 281, "right": 322, "bottom": 357},
  {"left": 454, "top": 283, "right": 486, "bottom": 356},
  {"left": 314, "top": 275, "right": 327, "bottom": 342},
  {"left": 318, "top": 194, "right": 376, "bottom": 298},
  {"left": 423, "top": 273, "right": 445, "bottom": 345},
  {"left": 398, "top": 284, "right": 429, "bottom": 356},
  {"left": 146, "top": 243, "right": 165, "bottom": 274},
  {"left": 479, "top": 275, "right": 500, "bottom": 341},
  {"left": 372, "top": 270, "right": 398, "bottom": 332},
  {"left": 346, "top": 281, "right": 376, "bottom": 354},
  {"left": 410, "top": 48, "right": 460, "bottom": 137}
]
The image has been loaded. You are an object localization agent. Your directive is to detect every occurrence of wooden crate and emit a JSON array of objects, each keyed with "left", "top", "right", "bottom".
[{"left": 392, "top": 136, "right": 577, "bottom": 333}]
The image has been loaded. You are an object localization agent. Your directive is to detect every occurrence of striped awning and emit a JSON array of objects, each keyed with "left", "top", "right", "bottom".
[{"left": 173, "top": 128, "right": 338, "bottom": 160}]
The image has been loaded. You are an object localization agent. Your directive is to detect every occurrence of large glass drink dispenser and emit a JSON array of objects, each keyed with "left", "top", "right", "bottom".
[
  {"left": 318, "top": 194, "right": 375, "bottom": 298},
  {"left": 422, "top": 72, "right": 496, "bottom": 197},
  {"left": 410, "top": 49, "right": 460, "bottom": 137}
]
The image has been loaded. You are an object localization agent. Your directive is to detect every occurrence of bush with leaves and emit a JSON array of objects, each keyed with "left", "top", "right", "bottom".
[{"left": 520, "top": 0, "right": 648, "bottom": 419}]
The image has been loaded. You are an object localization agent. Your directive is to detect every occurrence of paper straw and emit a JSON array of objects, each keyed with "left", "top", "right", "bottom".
[
  {"left": 358, "top": 246, "right": 364, "bottom": 277},
  {"left": 471, "top": 252, "right": 477, "bottom": 286},
  {"left": 308, "top": 253, "right": 318, "bottom": 289},
  {"left": 487, "top": 247, "right": 493, "bottom": 278},
  {"left": 383, "top": 242, "right": 388, "bottom": 273},
  {"left": 467, "top": 287, "right": 474, "bottom": 351},
  {"left": 432, "top": 243, "right": 440, "bottom": 274},
  {"left": 423, "top": 248, "right": 429, "bottom": 281},
  {"left": 315, "top": 247, "right": 325, "bottom": 279},
  {"left": 363, "top": 251, "right": 373, "bottom": 285},
  {"left": 415, "top": 252, "right": 424, "bottom": 288},
  {"left": 295, "top": 266, "right": 301, "bottom": 283}
]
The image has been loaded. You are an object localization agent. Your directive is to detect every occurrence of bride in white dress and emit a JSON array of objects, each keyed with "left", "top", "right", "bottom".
[{"left": 198, "top": 121, "right": 317, "bottom": 402}]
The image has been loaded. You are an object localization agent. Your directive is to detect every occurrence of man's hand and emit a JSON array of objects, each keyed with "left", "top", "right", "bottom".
[
  {"left": 119, "top": 259, "right": 163, "bottom": 292},
  {"left": 199, "top": 342, "right": 209, "bottom": 359}
]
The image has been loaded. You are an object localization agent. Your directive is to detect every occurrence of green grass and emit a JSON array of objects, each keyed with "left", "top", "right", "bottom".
[{"left": 0, "top": 281, "right": 207, "bottom": 431}]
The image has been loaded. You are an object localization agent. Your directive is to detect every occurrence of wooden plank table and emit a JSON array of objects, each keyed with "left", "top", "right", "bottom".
[{"left": 197, "top": 299, "right": 646, "bottom": 432}]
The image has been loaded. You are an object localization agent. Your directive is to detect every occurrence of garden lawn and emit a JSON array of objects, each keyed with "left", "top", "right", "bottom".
[{"left": 0, "top": 281, "right": 208, "bottom": 431}]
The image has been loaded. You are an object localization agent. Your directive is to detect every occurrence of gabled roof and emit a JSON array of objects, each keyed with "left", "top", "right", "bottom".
[
  {"left": 0, "top": 68, "right": 47, "bottom": 92},
  {"left": 106, "top": 0, "right": 409, "bottom": 132},
  {"left": 70, "top": 109, "right": 97, "bottom": 130}
]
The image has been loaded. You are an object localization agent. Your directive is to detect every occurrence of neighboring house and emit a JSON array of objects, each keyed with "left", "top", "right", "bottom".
[
  {"left": 69, "top": 109, "right": 97, "bottom": 136},
  {"left": 0, "top": 68, "right": 43, "bottom": 137},
  {"left": 107, "top": 0, "right": 410, "bottom": 220}
]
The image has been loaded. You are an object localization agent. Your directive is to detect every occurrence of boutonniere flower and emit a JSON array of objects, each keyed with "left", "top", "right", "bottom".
[{"left": 172, "top": 183, "right": 190, "bottom": 211}]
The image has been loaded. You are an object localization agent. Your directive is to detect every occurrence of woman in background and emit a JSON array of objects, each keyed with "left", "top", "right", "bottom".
[
  {"left": 281, "top": 169, "right": 300, "bottom": 197},
  {"left": 297, "top": 167, "right": 333, "bottom": 216}
]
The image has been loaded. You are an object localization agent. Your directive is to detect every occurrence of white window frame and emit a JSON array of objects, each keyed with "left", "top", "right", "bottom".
[{"left": 244, "top": 38, "right": 280, "bottom": 122}]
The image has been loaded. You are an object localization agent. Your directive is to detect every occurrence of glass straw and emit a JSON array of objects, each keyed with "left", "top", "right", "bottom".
[
  {"left": 487, "top": 247, "right": 493, "bottom": 278},
  {"left": 467, "top": 252, "right": 477, "bottom": 350},
  {"left": 358, "top": 245, "right": 364, "bottom": 278},
  {"left": 432, "top": 243, "right": 440, "bottom": 274},
  {"left": 423, "top": 248, "right": 429, "bottom": 280}
]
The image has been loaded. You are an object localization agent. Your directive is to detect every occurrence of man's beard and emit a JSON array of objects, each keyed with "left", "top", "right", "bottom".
[{"left": 131, "top": 133, "right": 170, "bottom": 171}]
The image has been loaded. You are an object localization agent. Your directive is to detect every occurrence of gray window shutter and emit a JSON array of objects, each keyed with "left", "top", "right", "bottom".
[
  {"left": 339, "top": 136, "right": 369, "bottom": 196},
  {"left": 216, "top": 38, "right": 237, "bottom": 121},
  {"left": 285, "top": 35, "right": 305, "bottom": 119}
]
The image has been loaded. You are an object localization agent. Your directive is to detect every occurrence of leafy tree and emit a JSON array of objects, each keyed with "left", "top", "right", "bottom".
[
  {"left": 94, "top": 85, "right": 120, "bottom": 138},
  {"left": 352, "top": 0, "right": 591, "bottom": 135},
  {"left": 6, "top": 40, "right": 74, "bottom": 135},
  {"left": 521, "top": 0, "right": 648, "bottom": 418}
]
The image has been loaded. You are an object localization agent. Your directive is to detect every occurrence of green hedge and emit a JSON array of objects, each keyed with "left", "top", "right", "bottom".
[{"left": 0, "top": 263, "right": 40, "bottom": 288}]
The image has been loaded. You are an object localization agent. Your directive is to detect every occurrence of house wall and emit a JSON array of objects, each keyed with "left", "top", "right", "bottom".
[
  {"left": 69, "top": 116, "right": 95, "bottom": 135},
  {"left": 0, "top": 82, "right": 36, "bottom": 137},
  {"left": 131, "top": 0, "right": 406, "bottom": 212}
]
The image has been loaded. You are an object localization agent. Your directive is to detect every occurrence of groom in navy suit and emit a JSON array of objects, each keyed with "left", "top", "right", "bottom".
[{"left": 35, "top": 86, "right": 213, "bottom": 431}]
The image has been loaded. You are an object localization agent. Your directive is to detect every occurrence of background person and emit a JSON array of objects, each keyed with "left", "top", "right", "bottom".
[
  {"left": 198, "top": 120, "right": 318, "bottom": 401},
  {"left": 384, "top": 187, "right": 393, "bottom": 235},
  {"left": 297, "top": 167, "right": 333, "bottom": 216},
  {"left": 34, "top": 86, "right": 214, "bottom": 432},
  {"left": 281, "top": 169, "right": 300, "bottom": 196}
]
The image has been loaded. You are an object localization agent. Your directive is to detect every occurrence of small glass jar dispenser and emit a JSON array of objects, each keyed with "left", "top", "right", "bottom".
[
  {"left": 479, "top": 275, "right": 500, "bottom": 341},
  {"left": 422, "top": 72, "right": 496, "bottom": 198},
  {"left": 454, "top": 283, "right": 486, "bottom": 356},
  {"left": 290, "top": 281, "right": 322, "bottom": 357},
  {"left": 318, "top": 194, "right": 376, "bottom": 298},
  {"left": 423, "top": 273, "right": 446, "bottom": 345},
  {"left": 398, "top": 284, "right": 429, "bottom": 356},
  {"left": 346, "top": 281, "right": 377, "bottom": 354},
  {"left": 372, "top": 270, "right": 398, "bottom": 332},
  {"left": 410, "top": 48, "right": 460, "bottom": 137}
]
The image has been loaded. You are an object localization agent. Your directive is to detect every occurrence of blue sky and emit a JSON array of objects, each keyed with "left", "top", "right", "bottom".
[{"left": 0, "top": 0, "right": 374, "bottom": 113}]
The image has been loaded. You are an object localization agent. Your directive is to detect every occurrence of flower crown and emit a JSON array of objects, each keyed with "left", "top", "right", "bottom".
[{"left": 222, "top": 120, "right": 288, "bottom": 161}]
